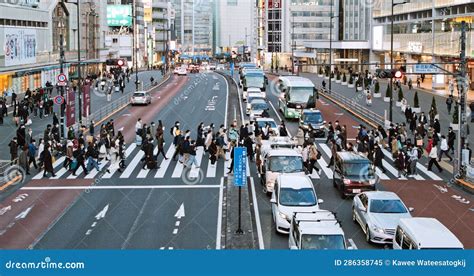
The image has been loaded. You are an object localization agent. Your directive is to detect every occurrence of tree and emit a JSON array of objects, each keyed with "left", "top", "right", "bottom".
[
  {"left": 398, "top": 86, "right": 404, "bottom": 102},
  {"left": 430, "top": 96, "right": 438, "bottom": 114},
  {"left": 325, "top": 69, "right": 329, "bottom": 77},
  {"left": 342, "top": 73, "right": 347, "bottom": 83},
  {"left": 318, "top": 66, "right": 323, "bottom": 75},
  {"left": 452, "top": 104, "right": 459, "bottom": 124},
  {"left": 348, "top": 75, "right": 353, "bottom": 84},
  {"left": 386, "top": 84, "right": 392, "bottom": 98},
  {"left": 374, "top": 81, "right": 380, "bottom": 94},
  {"left": 413, "top": 91, "right": 420, "bottom": 108},
  {"left": 330, "top": 72, "right": 334, "bottom": 79},
  {"left": 336, "top": 71, "right": 341, "bottom": 80}
]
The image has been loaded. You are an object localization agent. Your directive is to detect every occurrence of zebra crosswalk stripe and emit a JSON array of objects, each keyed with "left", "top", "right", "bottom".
[
  {"left": 155, "top": 145, "right": 176, "bottom": 178},
  {"left": 32, "top": 156, "right": 66, "bottom": 180},
  {"left": 137, "top": 147, "right": 159, "bottom": 178},
  {"left": 189, "top": 147, "right": 205, "bottom": 178},
  {"left": 120, "top": 150, "right": 144, "bottom": 178},
  {"left": 317, "top": 143, "right": 334, "bottom": 179},
  {"left": 102, "top": 144, "right": 137, "bottom": 179}
]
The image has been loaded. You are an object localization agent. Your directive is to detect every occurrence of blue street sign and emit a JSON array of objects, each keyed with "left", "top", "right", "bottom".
[
  {"left": 413, "top": 64, "right": 438, "bottom": 74},
  {"left": 233, "top": 147, "right": 247, "bottom": 187}
]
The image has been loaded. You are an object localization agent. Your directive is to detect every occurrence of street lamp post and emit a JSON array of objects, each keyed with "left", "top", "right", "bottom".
[
  {"left": 389, "top": 0, "right": 408, "bottom": 122},
  {"left": 133, "top": 0, "right": 139, "bottom": 90}
]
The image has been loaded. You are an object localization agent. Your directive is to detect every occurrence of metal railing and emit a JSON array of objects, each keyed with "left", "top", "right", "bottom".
[
  {"left": 0, "top": 160, "right": 12, "bottom": 177},
  {"left": 316, "top": 84, "right": 385, "bottom": 128}
]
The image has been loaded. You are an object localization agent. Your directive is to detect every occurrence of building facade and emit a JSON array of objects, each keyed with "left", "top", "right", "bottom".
[
  {"left": 0, "top": 0, "right": 107, "bottom": 95},
  {"left": 371, "top": 0, "right": 474, "bottom": 89}
]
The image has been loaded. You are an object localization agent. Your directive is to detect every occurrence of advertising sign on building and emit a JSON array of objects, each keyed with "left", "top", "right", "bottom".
[
  {"left": 4, "top": 28, "right": 37, "bottom": 67},
  {"left": 107, "top": 5, "right": 132, "bottom": 27},
  {"left": 408, "top": 42, "right": 423, "bottom": 53},
  {"left": 82, "top": 84, "right": 91, "bottom": 118},
  {"left": 66, "top": 87, "right": 76, "bottom": 127}
]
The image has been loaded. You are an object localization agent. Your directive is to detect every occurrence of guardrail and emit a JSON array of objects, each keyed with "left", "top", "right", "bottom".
[
  {"left": 316, "top": 85, "right": 385, "bottom": 128},
  {"left": 0, "top": 160, "right": 12, "bottom": 177}
]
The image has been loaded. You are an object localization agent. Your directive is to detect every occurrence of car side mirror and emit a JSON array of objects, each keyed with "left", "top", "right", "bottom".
[
  {"left": 290, "top": 245, "right": 298, "bottom": 250},
  {"left": 408, "top": 207, "right": 415, "bottom": 212},
  {"left": 318, "top": 199, "right": 324, "bottom": 204},
  {"left": 270, "top": 198, "right": 277, "bottom": 204}
]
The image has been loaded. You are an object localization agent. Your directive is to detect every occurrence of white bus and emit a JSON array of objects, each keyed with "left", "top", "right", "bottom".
[{"left": 277, "top": 76, "right": 317, "bottom": 119}]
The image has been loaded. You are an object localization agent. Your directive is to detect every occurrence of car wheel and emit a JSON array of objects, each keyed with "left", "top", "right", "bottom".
[{"left": 365, "top": 225, "right": 371, "bottom": 243}]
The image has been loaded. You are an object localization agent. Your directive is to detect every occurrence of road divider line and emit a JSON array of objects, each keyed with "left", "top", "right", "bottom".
[
  {"left": 268, "top": 101, "right": 282, "bottom": 123},
  {"left": 348, "top": 238, "right": 358, "bottom": 250},
  {"left": 249, "top": 177, "right": 264, "bottom": 249},
  {"left": 216, "top": 177, "right": 224, "bottom": 250},
  {"left": 21, "top": 185, "right": 221, "bottom": 190},
  {"left": 121, "top": 188, "right": 154, "bottom": 249}
]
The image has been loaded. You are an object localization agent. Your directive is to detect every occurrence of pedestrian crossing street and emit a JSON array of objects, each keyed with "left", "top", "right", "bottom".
[{"left": 32, "top": 142, "right": 443, "bottom": 181}]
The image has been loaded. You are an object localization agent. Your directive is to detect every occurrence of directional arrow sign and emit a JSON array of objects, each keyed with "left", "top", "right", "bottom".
[
  {"left": 15, "top": 205, "right": 34, "bottom": 220},
  {"left": 95, "top": 204, "right": 109, "bottom": 220},
  {"left": 0, "top": 206, "right": 11, "bottom": 216},
  {"left": 174, "top": 204, "right": 185, "bottom": 219}
]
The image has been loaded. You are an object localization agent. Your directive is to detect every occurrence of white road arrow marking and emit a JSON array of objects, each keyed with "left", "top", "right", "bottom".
[
  {"left": 12, "top": 194, "right": 28, "bottom": 203},
  {"left": 95, "top": 204, "right": 109, "bottom": 220},
  {"left": 174, "top": 203, "right": 185, "bottom": 219},
  {"left": 0, "top": 206, "right": 12, "bottom": 216},
  {"left": 15, "top": 205, "right": 34, "bottom": 220}
]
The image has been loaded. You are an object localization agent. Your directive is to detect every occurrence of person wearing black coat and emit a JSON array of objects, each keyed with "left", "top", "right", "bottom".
[
  {"left": 209, "top": 140, "right": 218, "bottom": 165},
  {"left": 448, "top": 127, "right": 456, "bottom": 154},
  {"left": 244, "top": 136, "right": 254, "bottom": 162},
  {"left": 16, "top": 125, "right": 26, "bottom": 148},
  {"left": 373, "top": 144, "right": 386, "bottom": 174},
  {"left": 42, "top": 145, "right": 56, "bottom": 178},
  {"left": 433, "top": 119, "right": 441, "bottom": 134},
  {"left": 72, "top": 146, "right": 88, "bottom": 176}
]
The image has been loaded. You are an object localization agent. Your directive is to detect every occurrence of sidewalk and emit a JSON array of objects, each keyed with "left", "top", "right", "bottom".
[{"left": 0, "top": 70, "right": 163, "bottom": 160}]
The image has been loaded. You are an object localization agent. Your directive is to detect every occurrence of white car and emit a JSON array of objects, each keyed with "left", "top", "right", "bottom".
[
  {"left": 246, "top": 94, "right": 266, "bottom": 115},
  {"left": 216, "top": 64, "right": 226, "bottom": 71},
  {"left": 271, "top": 175, "right": 323, "bottom": 234},
  {"left": 352, "top": 191, "right": 414, "bottom": 244},
  {"left": 131, "top": 91, "right": 151, "bottom": 106},
  {"left": 178, "top": 68, "right": 187, "bottom": 76},
  {"left": 289, "top": 211, "right": 348, "bottom": 250},
  {"left": 261, "top": 148, "right": 305, "bottom": 194},
  {"left": 173, "top": 68, "right": 180, "bottom": 75},
  {"left": 249, "top": 99, "right": 269, "bottom": 121},
  {"left": 256, "top": 118, "right": 280, "bottom": 136},
  {"left": 243, "top": 87, "right": 265, "bottom": 101}
]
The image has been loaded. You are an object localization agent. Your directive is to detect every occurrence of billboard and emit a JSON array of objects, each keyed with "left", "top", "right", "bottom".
[
  {"left": 4, "top": 28, "right": 36, "bottom": 67},
  {"left": 107, "top": 5, "right": 132, "bottom": 27}
]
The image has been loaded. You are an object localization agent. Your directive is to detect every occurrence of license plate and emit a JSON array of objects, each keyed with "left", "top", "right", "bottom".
[{"left": 352, "top": 189, "right": 361, "bottom": 194}]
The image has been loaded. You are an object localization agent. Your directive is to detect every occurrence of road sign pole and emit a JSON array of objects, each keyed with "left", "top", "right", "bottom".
[
  {"left": 59, "top": 33, "right": 66, "bottom": 139},
  {"left": 237, "top": 186, "right": 243, "bottom": 234}
]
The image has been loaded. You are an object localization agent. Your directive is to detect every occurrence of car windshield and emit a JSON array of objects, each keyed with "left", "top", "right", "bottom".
[
  {"left": 289, "top": 87, "right": 313, "bottom": 104},
  {"left": 304, "top": 113, "right": 323, "bottom": 124},
  {"left": 301, "top": 235, "right": 346, "bottom": 250},
  {"left": 245, "top": 76, "right": 264, "bottom": 88},
  {"left": 369, "top": 199, "right": 408, "bottom": 214},
  {"left": 269, "top": 156, "right": 303, "bottom": 173},
  {"left": 279, "top": 187, "right": 316, "bottom": 206},
  {"left": 251, "top": 102, "right": 268, "bottom": 111},
  {"left": 134, "top": 93, "right": 145, "bottom": 97},
  {"left": 343, "top": 162, "right": 374, "bottom": 177},
  {"left": 258, "top": 121, "right": 277, "bottom": 129}
]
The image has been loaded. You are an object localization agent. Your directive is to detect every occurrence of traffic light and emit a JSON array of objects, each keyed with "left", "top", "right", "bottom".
[
  {"left": 105, "top": 59, "right": 126, "bottom": 67},
  {"left": 375, "top": 69, "right": 403, "bottom": 79}
]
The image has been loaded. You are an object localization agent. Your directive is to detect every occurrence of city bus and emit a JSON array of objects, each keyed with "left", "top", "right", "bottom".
[
  {"left": 277, "top": 76, "right": 317, "bottom": 119},
  {"left": 242, "top": 70, "right": 267, "bottom": 92}
]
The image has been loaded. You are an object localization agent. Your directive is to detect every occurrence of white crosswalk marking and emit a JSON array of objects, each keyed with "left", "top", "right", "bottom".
[
  {"left": 224, "top": 152, "right": 231, "bottom": 176},
  {"left": 33, "top": 156, "right": 66, "bottom": 179},
  {"left": 317, "top": 144, "right": 333, "bottom": 179},
  {"left": 189, "top": 147, "right": 204, "bottom": 178},
  {"left": 137, "top": 147, "right": 158, "bottom": 178},
  {"left": 416, "top": 163, "right": 443, "bottom": 181},
  {"left": 50, "top": 166, "right": 68, "bottom": 179},
  {"left": 120, "top": 150, "right": 144, "bottom": 178},
  {"left": 375, "top": 167, "right": 390, "bottom": 180},
  {"left": 309, "top": 170, "right": 320, "bottom": 179},
  {"left": 382, "top": 160, "right": 406, "bottom": 180},
  {"left": 246, "top": 157, "right": 251, "bottom": 177},
  {"left": 85, "top": 160, "right": 110, "bottom": 179},
  {"left": 172, "top": 159, "right": 184, "bottom": 178},
  {"left": 206, "top": 157, "right": 217, "bottom": 178},
  {"left": 68, "top": 166, "right": 83, "bottom": 179},
  {"left": 155, "top": 145, "right": 175, "bottom": 178},
  {"left": 102, "top": 144, "right": 137, "bottom": 179}
]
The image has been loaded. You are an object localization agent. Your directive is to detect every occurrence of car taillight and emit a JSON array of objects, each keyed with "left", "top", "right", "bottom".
[{"left": 343, "top": 179, "right": 351, "bottom": 185}]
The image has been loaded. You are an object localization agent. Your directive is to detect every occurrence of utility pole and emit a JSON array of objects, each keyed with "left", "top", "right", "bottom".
[
  {"left": 133, "top": 0, "right": 138, "bottom": 90},
  {"left": 291, "top": 12, "right": 295, "bottom": 75},
  {"left": 59, "top": 33, "right": 66, "bottom": 139},
  {"left": 389, "top": 0, "right": 394, "bottom": 123},
  {"left": 77, "top": 1, "right": 82, "bottom": 125},
  {"left": 457, "top": 21, "right": 468, "bottom": 173},
  {"left": 328, "top": 0, "right": 333, "bottom": 93}
]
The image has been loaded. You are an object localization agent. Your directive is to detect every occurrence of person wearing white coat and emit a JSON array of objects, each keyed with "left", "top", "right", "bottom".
[
  {"left": 428, "top": 144, "right": 443, "bottom": 172},
  {"left": 438, "top": 135, "right": 452, "bottom": 162}
]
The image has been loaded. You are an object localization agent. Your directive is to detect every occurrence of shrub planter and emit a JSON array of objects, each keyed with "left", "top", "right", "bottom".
[
  {"left": 412, "top": 107, "right": 421, "bottom": 113},
  {"left": 373, "top": 93, "right": 382, "bottom": 98},
  {"left": 395, "top": 101, "right": 402, "bottom": 107},
  {"left": 331, "top": 78, "right": 336, "bottom": 82},
  {"left": 450, "top": 123, "right": 459, "bottom": 131},
  {"left": 341, "top": 81, "right": 347, "bottom": 85},
  {"left": 325, "top": 76, "right": 330, "bottom": 79},
  {"left": 384, "top": 97, "right": 391, "bottom": 102},
  {"left": 348, "top": 83, "right": 355, "bottom": 88},
  {"left": 318, "top": 74, "right": 323, "bottom": 77},
  {"left": 357, "top": 86, "right": 363, "bottom": 91},
  {"left": 335, "top": 79, "right": 341, "bottom": 83}
]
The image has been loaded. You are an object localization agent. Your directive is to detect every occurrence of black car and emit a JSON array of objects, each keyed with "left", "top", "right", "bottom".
[{"left": 333, "top": 152, "right": 377, "bottom": 198}]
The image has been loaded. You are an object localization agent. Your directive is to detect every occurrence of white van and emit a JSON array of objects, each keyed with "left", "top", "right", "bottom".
[{"left": 393, "top": 218, "right": 464, "bottom": 250}]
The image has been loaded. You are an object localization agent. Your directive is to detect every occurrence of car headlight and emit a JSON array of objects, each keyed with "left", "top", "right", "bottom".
[
  {"left": 372, "top": 225, "right": 384, "bottom": 234},
  {"left": 279, "top": 212, "right": 289, "bottom": 221}
]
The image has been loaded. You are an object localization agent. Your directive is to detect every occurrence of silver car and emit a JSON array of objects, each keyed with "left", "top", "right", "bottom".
[
  {"left": 131, "top": 91, "right": 151, "bottom": 106},
  {"left": 352, "top": 191, "right": 413, "bottom": 244}
]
